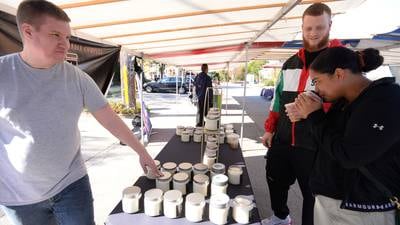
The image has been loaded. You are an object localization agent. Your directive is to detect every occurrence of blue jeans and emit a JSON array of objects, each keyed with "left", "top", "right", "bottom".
[{"left": 1, "top": 175, "right": 95, "bottom": 225}]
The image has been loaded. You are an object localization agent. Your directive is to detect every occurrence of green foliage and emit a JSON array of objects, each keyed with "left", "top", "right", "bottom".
[
  {"left": 247, "top": 60, "right": 266, "bottom": 76},
  {"left": 218, "top": 70, "right": 229, "bottom": 81},
  {"left": 234, "top": 65, "right": 246, "bottom": 81},
  {"left": 109, "top": 101, "right": 136, "bottom": 117},
  {"left": 261, "top": 79, "right": 275, "bottom": 86},
  {"left": 231, "top": 60, "right": 267, "bottom": 81}
]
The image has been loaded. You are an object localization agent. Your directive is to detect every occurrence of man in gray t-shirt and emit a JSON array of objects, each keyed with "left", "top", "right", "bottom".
[{"left": 0, "top": 1, "right": 160, "bottom": 225}]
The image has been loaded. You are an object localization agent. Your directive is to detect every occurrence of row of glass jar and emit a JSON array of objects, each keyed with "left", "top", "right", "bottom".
[
  {"left": 176, "top": 124, "right": 234, "bottom": 136},
  {"left": 122, "top": 187, "right": 254, "bottom": 224},
  {"left": 176, "top": 124, "right": 237, "bottom": 145},
  {"left": 154, "top": 162, "right": 244, "bottom": 196}
]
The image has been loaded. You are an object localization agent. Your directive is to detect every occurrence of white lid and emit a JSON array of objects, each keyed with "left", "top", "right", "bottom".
[
  {"left": 210, "top": 193, "right": 230, "bottom": 208},
  {"left": 212, "top": 163, "right": 226, "bottom": 174},
  {"left": 207, "top": 114, "right": 220, "bottom": 119},
  {"left": 209, "top": 107, "right": 219, "bottom": 112},
  {"left": 157, "top": 171, "right": 172, "bottom": 181},
  {"left": 233, "top": 195, "right": 254, "bottom": 210},
  {"left": 194, "top": 130, "right": 203, "bottom": 135},
  {"left": 224, "top": 124, "right": 234, "bottom": 129},
  {"left": 123, "top": 186, "right": 141, "bottom": 199},
  {"left": 144, "top": 188, "right": 163, "bottom": 201},
  {"left": 225, "top": 129, "right": 234, "bottom": 133},
  {"left": 219, "top": 131, "right": 225, "bottom": 136},
  {"left": 178, "top": 162, "right": 192, "bottom": 171},
  {"left": 228, "top": 165, "right": 243, "bottom": 174},
  {"left": 205, "top": 150, "right": 217, "bottom": 158},
  {"left": 227, "top": 133, "right": 240, "bottom": 139},
  {"left": 207, "top": 136, "right": 218, "bottom": 142},
  {"left": 212, "top": 174, "right": 228, "bottom": 186},
  {"left": 186, "top": 126, "right": 195, "bottom": 130},
  {"left": 173, "top": 172, "right": 189, "bottom": 183},
  {"left": 234, "top": 195, "right": 253, "bottom": 207},
  {"left": 193, "top": 174, "right": 209, "bottom": 184},
  {"left": 163, "top": 190, "right": 182, "bottom": 203},
  {"left": 205, "top": 146, "right": 218, "bottom": 153},
  {"left": 181, "top": 130, "right": 190, "bottom": 135},
  {"left": 186, "top": 193, "right": 205, "bottom": 206},
  {"left": 162, "top": 162, "right": 177, "bottom": 170},
  {"left": 206, "top": 146, "right": 218, "bottom": 152},
  {"left": 177, "top": 125, "right": 185, "bottom": 129},
  {"left": 193, "top": 163, "right": 208, "bottom": 172}
]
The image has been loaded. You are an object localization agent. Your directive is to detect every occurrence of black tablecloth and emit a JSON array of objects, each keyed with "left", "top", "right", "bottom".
[{"left": 106, "top": 135, "right": 261, "bottom": 225}]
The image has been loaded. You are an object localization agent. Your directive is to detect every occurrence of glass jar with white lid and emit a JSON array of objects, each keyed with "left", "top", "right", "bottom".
[
  {"left": 232, "top": 195, "right": 254, "bottom": 224},
  {"left": 193, "top": 130, "right": 203, "bottom": 142},
  {"left": 211, "top": 163, "right": 226, "bottom": 179},
  {"left": 163, "top": 190, "right": 183, "bottom": 219},
  {"left": 122, "top": 186, "right": 142, "bottom": 214},
  {"left": 228, "top": 165, "right": 243, "bottom": 185},
  {"left": 202, "top": 150, "right": 217, "bottom": 169},
  {"left": 161, "top": 162, "right": 177, "bottom": 174},
  {"left": 193, "top": 163, "right": 208, "bottom": 176},
  {"left": 176, "top": 125, "right": 185, "bottom": 136},
  {"left": 185, "top": 193, "right": 206, "bottom": 222},
  {"left": 211, "top": 174, "right": 228, "bottom": 196},
  {"left": 173, "top": 172, "right": 190, "bottom": 195},
  {"left": 144, "top": 188, "right": 163, "bottom": 217},
  {"left": 178, "top": 162, "right": 192, "bottom": 180},
  {"left": 193, "top": 174, "right": 209, "bottom": 197},
  {"left": 181, "top": 130, "right": 190, "bottom": 142},
  {"left": 156, "top": 171, "right": 172, "bottom": 192},
  {"left": 209, "top": 193, "right": 230, "bottom": 225}
]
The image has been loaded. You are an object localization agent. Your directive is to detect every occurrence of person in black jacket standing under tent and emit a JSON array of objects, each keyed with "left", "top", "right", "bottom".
[
  {"left": 261, "top": 3, "right": 341, "bottom": 225},
  {"left": 194, "top": 63, "right": 213, "bottom": 127},
  {"left": 291, "top": 47, "right": 400, "bottom": 225}
]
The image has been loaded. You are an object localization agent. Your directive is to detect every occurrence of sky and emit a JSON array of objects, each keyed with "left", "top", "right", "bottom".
[{"left": 296, "top": 0, "right": 400, "bottom": 40}]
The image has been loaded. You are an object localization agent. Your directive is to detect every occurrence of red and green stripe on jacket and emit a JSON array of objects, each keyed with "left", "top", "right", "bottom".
[{"left": 264, "top": 40, "right": 341, "bottom": 149}]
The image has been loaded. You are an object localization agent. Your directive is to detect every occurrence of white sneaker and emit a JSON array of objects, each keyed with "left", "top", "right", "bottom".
[{"left": 261, "top": 215, "right": 292, "bottom": 225}]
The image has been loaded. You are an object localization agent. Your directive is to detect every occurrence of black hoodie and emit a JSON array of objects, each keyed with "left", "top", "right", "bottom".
[{"left": 309, "top": 77, "right": 400, "bottom": 212}]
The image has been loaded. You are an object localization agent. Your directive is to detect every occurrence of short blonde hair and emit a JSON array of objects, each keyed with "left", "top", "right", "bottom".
[{"left": 17, "top": 0, "right": 70, "bottom": 32}]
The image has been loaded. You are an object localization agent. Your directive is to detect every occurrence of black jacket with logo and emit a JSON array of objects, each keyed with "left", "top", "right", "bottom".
[{"left": 309, "top": 77, "right": 400, "bottom": 212}]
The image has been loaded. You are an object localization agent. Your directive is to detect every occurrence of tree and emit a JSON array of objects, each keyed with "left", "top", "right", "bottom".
[{"left": 247, "top": 60, "right": 266, "bottom": 83}]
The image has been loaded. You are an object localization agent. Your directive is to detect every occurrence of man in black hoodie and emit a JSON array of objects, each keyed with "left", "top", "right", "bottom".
[{"left": 194, "top": 64, "right": 213, "bottom": 127}]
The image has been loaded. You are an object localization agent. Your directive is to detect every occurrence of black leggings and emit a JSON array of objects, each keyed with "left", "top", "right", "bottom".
[{"left": 265, "top": 145, "right": 316, "bottom": 225}]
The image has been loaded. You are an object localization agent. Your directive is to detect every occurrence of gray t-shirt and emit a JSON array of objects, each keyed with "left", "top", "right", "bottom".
[{"left": 0, "top": 53, "right": 107, "bottom": 206}]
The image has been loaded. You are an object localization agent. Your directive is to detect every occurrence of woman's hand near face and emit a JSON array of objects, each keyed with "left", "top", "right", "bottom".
[{"left": 294, "top": 93, "right": 323, "bottom": 119}]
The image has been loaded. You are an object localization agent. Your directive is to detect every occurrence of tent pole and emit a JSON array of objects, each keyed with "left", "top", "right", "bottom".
[
  {"left": 240, "top": 45, "right": 249, "bottom": 148},
  {"left": 226, "top": 62, "right": 229, "bottom": 117},
  {"left": 139, "top": 56, "right": 144, "bottom": 145},
  {"left": 176, "top": 67, "right": 179, "bottom": 96}
]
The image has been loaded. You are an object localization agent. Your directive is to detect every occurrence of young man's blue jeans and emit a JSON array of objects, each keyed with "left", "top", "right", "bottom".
[{"left": 1, "top": 175, "right": 95, "bottom": 225}]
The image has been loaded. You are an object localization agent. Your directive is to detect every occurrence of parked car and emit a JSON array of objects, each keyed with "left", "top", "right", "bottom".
[{"left": 144, "top": 77, "right": 193, "bottom": 94}]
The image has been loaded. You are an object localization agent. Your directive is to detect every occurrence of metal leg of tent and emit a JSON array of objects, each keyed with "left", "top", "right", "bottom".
[
  {"left": 226, "top": 63, "right": 229, "bottom": 117},
  {"left": 240, "top": 45, "right": 249, "bottom": 148}
]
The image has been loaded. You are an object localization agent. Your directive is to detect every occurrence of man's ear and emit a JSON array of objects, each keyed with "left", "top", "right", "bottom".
[{"left": 20, "top": 23, "right": 34, "bottom": 41}]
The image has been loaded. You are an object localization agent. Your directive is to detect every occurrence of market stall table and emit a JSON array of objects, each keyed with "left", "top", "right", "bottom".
[{"left": 106, "top": 135, "right": 261, "bottom": 225}]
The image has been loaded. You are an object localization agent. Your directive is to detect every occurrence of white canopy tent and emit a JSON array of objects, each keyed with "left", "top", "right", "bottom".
[{"left": 1, "top": 0, "right": 399, "bottom": 143}]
